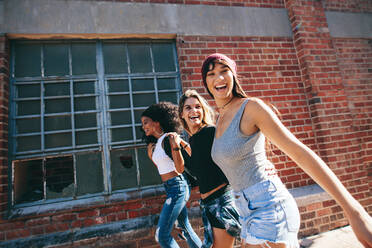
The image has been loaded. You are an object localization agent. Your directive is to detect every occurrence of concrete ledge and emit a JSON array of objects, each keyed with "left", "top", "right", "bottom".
[{"left": 289, "top": 184, "right": 331, "bottom": 207}]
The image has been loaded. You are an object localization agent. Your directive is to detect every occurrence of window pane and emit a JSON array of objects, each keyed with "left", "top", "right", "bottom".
[
  {"left": 138, "top": 147, "right": 161, "bottom": 186},
  {"left": 111, "top": 149, "right": 137, "bottom": 190},
  {"left": 45, "top": 115, "right": 71, "bottom": 131},
  {"left": 71, "top": 43, "right": 96, "bottom": 75},
  {"left": 44, "top": 44, "right": 69, "bottom": 76},
  {"left": 45, "top": 82, "right": 70, "bottom": 96},
  {"left": 132, "top": 93, "right": 156, "bottom": 107},
  {"left": 45, "top": 98, "right": 70, "bottom": 113},
  {"left": 76, "top": 130, "right": 98, "bottom": 146},
  {"left": 17, "top": 84, "right": 40, "bottom": 98},
  {"left": 75, "top": 113, "right": 97, "bottom": 129},
  {"left": 134, "top": 110, "right": 144, "bottom": 124},
  {"left": 158, "top": 92, "right": 178, "bottom": 104},
  {"left": 132, "top": 78, "right": 154, "bottom": 91},
  {"left": 16, "top": 117, "right": 40, "bottom": 134},
  {"left": 17, "top": 135, "right": 41, "bottom": 152},
  {"left": 111, "top": 127, "right": 133, "bottom": 142},
  {"left": 17, "top": 100, "right": 40, "bottom": 116},
  {"left": 74, "top": 96, "right": 96, "bottom": 111},
  {"left": 128, "top": 44, "right": 152, "bottom": 73},
  {"left": 76, "top": 152, "right": 104, "bottom": 196},
  {"left": 135, "top": 126, "right": 144, "bottom": 142},
  {"left": 107, "top": 79, "right": 129, "bottom": 93},
  {"left": 103, "top": 43, "right": 128, "bottom": 74},
  {"left": 46, "top": 156, "right": 74, "bottom": 199},
  {"left": 109, "top": 95, "right": 130, "bottom": 109},
  {"left": 45, "top": 132, "right": 72, "bottom": 149},
  {"left": 14, "top": 159, "right": 43, "bottom": 204},
  {"left": 74, "top": 81, "right": 95, "bottom": 95},
  {"left": 153, "top": 43, "right": 175, "bottom": 72},
  {"left": 157, "top": 78, "right": 176, "bottom": 90},
  {"left": 15, "top": 44, "right": 41, "bottom": 77},
  {"left": 110, "top": 111, "right": 132, "bottom": 126}
]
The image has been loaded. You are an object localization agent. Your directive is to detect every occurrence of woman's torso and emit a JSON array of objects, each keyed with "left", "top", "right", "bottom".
[
  {"left": 211, "top": 98, "right": 275, "bottom": 192},
  {"left": 188, "top": 126, "right": 229, "bottom": 196}
]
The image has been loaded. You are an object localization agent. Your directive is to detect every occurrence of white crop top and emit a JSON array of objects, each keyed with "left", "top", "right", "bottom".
[{"left": 152, "top": 134, "right": 177, "bottom": 175}]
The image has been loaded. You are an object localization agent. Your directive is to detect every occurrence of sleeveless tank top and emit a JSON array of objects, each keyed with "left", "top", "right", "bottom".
[
  {"left": 211, "top": 99, "right": 274, "bottom": 192},
  {"left": 152, "top": 134, "right": 177, "bottom": 175}
]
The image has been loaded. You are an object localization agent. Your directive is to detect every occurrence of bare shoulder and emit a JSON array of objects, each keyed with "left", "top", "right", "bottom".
[{"left": 244, "top": 97, "right": 271, "bottom": 119}]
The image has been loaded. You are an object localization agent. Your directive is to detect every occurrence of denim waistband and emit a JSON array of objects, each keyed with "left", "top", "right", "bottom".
[
  {"left": 201, "top": 184, "right": 231, "bottom": 204},
  {"left": 163, "top": 174, "right": 185, "bottom": 186}
]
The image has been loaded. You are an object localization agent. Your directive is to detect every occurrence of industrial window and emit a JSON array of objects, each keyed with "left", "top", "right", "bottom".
[{"left": 9, "top": 40, "right": 181, "bottom": 206}]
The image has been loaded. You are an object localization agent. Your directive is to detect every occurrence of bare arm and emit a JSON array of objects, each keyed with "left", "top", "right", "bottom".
[
  {"left": 245, "top": 98, "right": 372, "bottom": 247},
  {"left": 167, "top": 133, "right": 185, "bottom": 174}
]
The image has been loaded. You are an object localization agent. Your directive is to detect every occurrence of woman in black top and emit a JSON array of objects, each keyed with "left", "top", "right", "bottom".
[{"left": 175, "top": 89, "right": 241, "bottom": 248}]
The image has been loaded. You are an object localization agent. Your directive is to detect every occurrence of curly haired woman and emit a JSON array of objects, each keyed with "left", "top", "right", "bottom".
[{"left": 141, "top": 102, "right": 202, "bottom": 248}]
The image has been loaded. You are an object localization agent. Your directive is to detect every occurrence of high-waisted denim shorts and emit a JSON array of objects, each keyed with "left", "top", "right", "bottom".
[{"left": 233, "top": 177, "right": 300, "bottom": 247}]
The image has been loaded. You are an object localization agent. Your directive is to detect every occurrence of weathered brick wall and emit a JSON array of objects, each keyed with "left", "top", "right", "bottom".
[
  {"left": 0, "top": 35, "right": 9, "bottom": 231},
  {"left": 323, "top": 0, "right": 372, "bottom": 12}
]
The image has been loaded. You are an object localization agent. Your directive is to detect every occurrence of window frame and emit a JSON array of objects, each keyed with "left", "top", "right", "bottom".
[{"left": 8, "top": 39, "right": 182, "bottom": 210}]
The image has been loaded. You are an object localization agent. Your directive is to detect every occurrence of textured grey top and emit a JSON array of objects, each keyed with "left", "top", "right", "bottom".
[{"left": 211, "top": 99, "right": 272, "bottom": 192}]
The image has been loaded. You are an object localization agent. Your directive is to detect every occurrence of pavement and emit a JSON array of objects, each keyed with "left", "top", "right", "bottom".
[{"left": 299, "top": 225, "right": 364, "bottom": 248}]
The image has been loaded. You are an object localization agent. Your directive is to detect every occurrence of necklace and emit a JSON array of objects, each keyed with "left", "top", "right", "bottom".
[{"left": 217, "top": 97, "right": 234, "bottom": 110}]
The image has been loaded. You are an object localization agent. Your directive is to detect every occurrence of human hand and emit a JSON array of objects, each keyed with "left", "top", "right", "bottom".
[
  {"left": 348, "top": 209, "right": 372, "bottom": 247},
  {"left": 167, "top": 132, "right": 181, "bottom": 147}
]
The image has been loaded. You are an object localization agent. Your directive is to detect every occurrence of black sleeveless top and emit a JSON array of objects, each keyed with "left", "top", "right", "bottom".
[{"left": 188, "top": 125, "right": 229, "bottom": 194}]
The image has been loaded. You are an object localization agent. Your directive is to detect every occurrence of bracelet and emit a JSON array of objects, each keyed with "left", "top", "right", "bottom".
[
  {"left": 172, "top": 147, "right": 181, "bottom": 151},
  {"left": 181, "top": 143, "right": 189, "bottom": 149}
]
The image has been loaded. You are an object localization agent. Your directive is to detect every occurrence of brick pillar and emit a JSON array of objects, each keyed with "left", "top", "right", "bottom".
[
  {"left": 0, "top": 35, "right": 9, "bottom": 220},
  {"left": 285, "top": 0, "right": 368, "bottom": 204}
]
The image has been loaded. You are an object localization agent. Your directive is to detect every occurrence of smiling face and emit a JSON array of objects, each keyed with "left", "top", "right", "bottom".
[
  {"left": 205, "top": 62, "right": 234, "bottom": 100},
  {"left": 181, "top": 97, "right": 204, "bottom": 133},
  {"left": 141, "top": 116, "right": 160, "bottom": 137}
]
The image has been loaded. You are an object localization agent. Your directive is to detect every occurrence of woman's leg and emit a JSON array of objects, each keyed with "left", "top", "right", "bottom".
[
  {"left": 212, "top": 227, "right": 235, "bottom": 248},
  {"left": 177, "top": 205, "right": 202, "bottom": 248}
]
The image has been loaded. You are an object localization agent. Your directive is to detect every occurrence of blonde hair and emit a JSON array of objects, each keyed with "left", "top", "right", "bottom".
[{"left": 178, "top": 89, "right": 216, "bottom": 135}]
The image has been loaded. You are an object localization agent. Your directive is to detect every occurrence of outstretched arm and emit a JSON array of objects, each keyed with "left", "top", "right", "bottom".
[{"left": 245, "top": 98, "right": 372, "bottom": 247}]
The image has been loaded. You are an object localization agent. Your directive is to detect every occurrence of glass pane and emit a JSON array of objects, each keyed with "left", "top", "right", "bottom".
[
  {"left": 17, "top": 84, "right": 40, "bottom": 98},
  {"left": 128, "top": 44, "right": 152, "bottom": 73},
  {"left": 138, "top": 147, "right": 161, "bottom": 186},
  {"left": 75, "top": 113, "right": 97, "bottom": 129},
  {"left": 74, "top": 81, "right": 95, "bottom": 95},
  {"left": 76, "top": 152, "right": 103, "bottom": 196},
  {"left": 132, "top": 93, "right": 156, "bottom": 107},
  {"left": 76, "top": 130, "right": 98, "bottom": 146},
  {"left": 14, "top": 159, "right": 43, "bottom": 204},
  {"left": 45, "top": 132, "right": 72, "bottom": 149},
  {"left": 157, "top": 78, "right": 176, "bottom": 90},
  {"left": 15, "top": 44, "right": 41, "bottom": 77},
  {"left": 45, "top": 82, "right": 70, "bottom": 96},
  {"left": 158, "top": 92, "right": 178, "bottom": 104},
  {"left": 111, "top": 149, "right": 137, "bottom": 190},
  {"left": 17, "top": 100, "right": 40, "bottom": 116},
  {"left": 17, "top": 135, "right": 41, "bottom": 152},
  {"left": 107, "top": 79, "right": 129, "bottom": 93},
  {"left": 109, "top": 95, "right": 130, "bottom": 109},
  {"left": 153, "top": 43, "right": 175, "bottom": 72},
  {"left": 45, "top": 115, "right": 71, "bottom": 131},
  {"left": 132, "top": 78, "right": 154, "bottom": 91},
  {"left": 44, "top": 44, "right": 69, "bottom": 76},
  {"left": 111, "top": 127, "right": 133, "bottom": 142},
  {"left": 135, "top": 126, "right": 144, "bottom": 142},
  {"left": 103, "top": 43, "right": 128, "bottom": 74},
  {"left": 46, "top": 156, "right": 74, "bottom": 199},
  {"left": 16, "top": 117, "right": 40, "bottom": 134},
  {"left": 110, "top": 111, "right": 132, "bottom": 126},
  {"left": 71, "top": 43, "right": 96, "bottom": 75},
  {"left": 45, "top": 98, "right": 70, "bottom": 113},
  {"left": 134, "top": 109, "right": 144, "bottom": 124},
  {"left": 74, "top": 96, "right": 96, "bottom": 111}
]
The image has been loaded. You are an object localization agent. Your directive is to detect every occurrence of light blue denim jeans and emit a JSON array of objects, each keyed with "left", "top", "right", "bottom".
[
  {"left": 234, "top": 177, "right": 300, "bottom": 247},
  {"left": 156, "top": 174, "right": 202, "bottom": 248}
]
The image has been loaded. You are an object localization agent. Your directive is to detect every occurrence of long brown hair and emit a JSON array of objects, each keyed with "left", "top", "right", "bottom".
[{"left": 178, "top": 89, "right": 216, "bottom": 135}]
